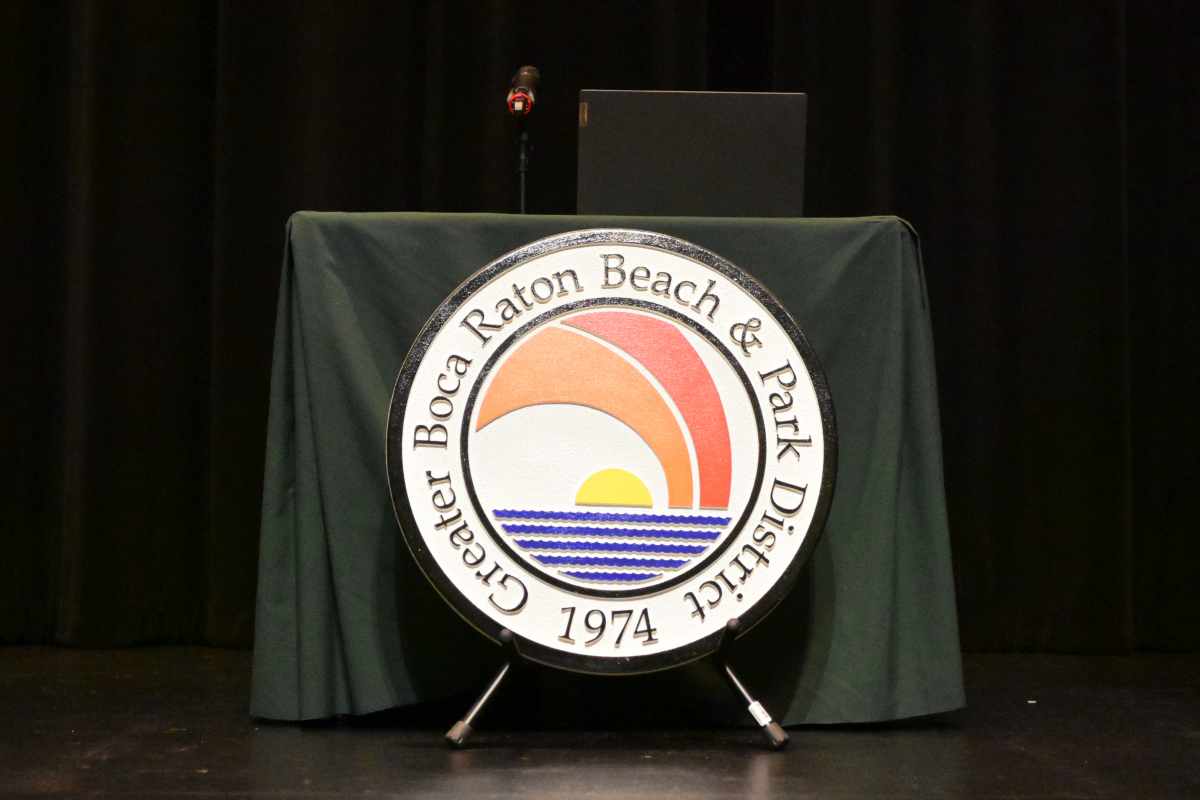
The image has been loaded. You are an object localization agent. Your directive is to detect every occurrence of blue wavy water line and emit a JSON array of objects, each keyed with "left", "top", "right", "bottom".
[
  {"left": 502, "top": 524, "right": 721, "bottom": 541},
  {"left": 514, "top": 539, "right": 706, "bottom": 555},
  {"left": 494, "top": 509, "right": 730, "bottom": 526},
  {"left": 562, "top": 570, "right": 661, "bottom": 582},
  {"left": 535, "top": 554, "right": 686, "bottom": 569}
]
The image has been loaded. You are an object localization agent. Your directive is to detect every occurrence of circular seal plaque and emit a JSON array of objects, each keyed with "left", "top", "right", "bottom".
[{"left": 387, "top": 229, "right": 836, "bottom": 674}]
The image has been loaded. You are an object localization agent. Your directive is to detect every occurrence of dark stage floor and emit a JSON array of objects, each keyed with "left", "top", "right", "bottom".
[{"left": 0, "top": 648, "right": 1196, "bottom": 799}]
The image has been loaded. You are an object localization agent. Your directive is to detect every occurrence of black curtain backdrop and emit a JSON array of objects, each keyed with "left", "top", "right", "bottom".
[{"left": 4, "top": 1, "right": 1196, "bottom": 652}]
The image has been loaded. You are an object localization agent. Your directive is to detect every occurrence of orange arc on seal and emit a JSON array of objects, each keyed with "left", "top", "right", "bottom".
[
  {"left": 474, "top": 325, "right": 695, "bottom": 508},
  {"left": 564, "top": 311, "right": 732, "bottom": 509}
]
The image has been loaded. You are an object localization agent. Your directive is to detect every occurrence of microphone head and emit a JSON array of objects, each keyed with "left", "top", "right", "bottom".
[
  {"left": 512, "top": 65, "right": 541, "bottom": 91},
  {"left": 507, "top": 65, "right": 540, "bottom": 116}
]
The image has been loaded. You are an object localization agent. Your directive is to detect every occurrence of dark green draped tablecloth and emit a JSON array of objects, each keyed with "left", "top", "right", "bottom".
[{"left": 250, "top": 212, "right": 964, "bottom": 725}]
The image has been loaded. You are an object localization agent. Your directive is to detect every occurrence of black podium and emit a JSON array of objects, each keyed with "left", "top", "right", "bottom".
[{"left": 577, "top": 90, "right": 807, "bottom": 217}]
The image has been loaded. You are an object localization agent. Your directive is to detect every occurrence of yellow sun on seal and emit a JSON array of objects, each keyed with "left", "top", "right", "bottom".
[{"left": 575, "top": 468, "right": 653, "bottom": 508}]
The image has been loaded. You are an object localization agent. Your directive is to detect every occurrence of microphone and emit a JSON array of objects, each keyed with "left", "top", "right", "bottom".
[{"left": 506, "top": 65, "right": 540, "bottom": 117}]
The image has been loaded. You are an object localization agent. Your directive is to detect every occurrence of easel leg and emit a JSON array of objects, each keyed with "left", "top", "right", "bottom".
[
  {"left": 445, "top": 629, "right": 515, "bottom": 747},
  {"left": 718, "top": 618, "right": 789, "bottom": 750}
]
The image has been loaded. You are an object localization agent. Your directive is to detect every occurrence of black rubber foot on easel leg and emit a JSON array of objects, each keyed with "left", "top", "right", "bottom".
[
  {"left": 445, "top": 720, "right": 473, "bottom": 748},
  {"left": 443, "top": 630, "right": 514, "bottom": 748},
  {"left": 764, "top": 721, "right": 789, "bottom": 750}
]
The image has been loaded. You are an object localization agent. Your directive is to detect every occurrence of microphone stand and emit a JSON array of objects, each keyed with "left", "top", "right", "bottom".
[{"left": 516, "top": 118, "right": 530, "bottom": 214}]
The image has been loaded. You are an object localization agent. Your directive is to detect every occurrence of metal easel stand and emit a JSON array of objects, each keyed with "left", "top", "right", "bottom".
[
  {"left": 717, "top": 617, "right": 789, "bottom": 750},
  {"left": 445, "top": 629, "right": 516, "bottom": 747},
  {"left": 445, "top": 621, "right": 788, "bottom": 750}
]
